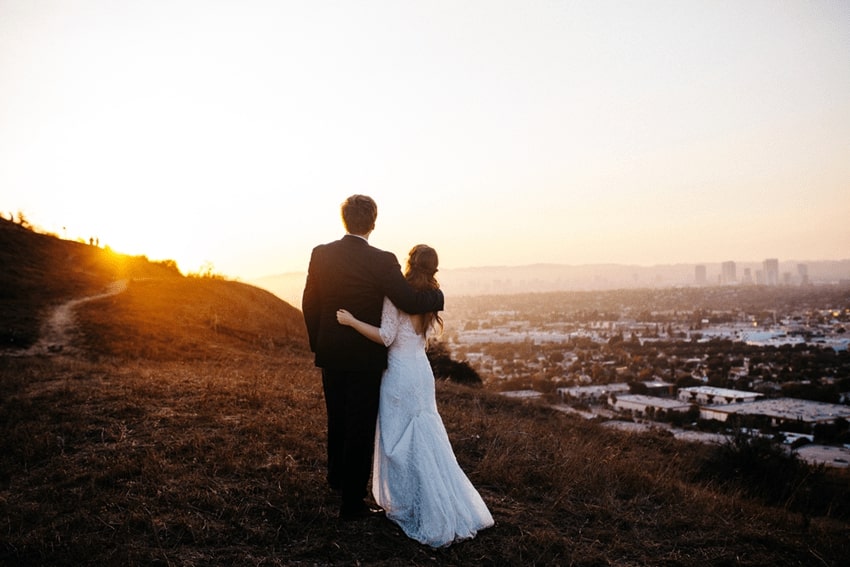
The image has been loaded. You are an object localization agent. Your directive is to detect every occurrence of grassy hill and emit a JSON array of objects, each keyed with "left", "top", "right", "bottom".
[
  {"left": 0, "top": 217, "right": 308, "bottom": 356},
  {"left": 1, "top": 220, "right": 849, "bottom": 565}
]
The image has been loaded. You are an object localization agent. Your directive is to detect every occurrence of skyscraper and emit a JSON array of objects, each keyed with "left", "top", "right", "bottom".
[
  {"left": 695, "top": 265, "right": 707, "bottom": 285},
  {"left": 797, "top": 264, "right": 809, "bottom": 286},
  {"left": 721, "top": 261, "right": 737, "bottom": 284},
  {"left": 763, "top": 258, "right": 779, "bottom": 286}
]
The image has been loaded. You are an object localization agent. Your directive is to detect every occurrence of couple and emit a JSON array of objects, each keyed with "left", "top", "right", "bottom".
[{"left": 301, "top": 195, "right": 493, "bottom": 548}]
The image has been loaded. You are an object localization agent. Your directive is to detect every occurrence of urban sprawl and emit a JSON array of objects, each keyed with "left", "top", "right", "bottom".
[{"left": 444, "top": 278, "right": 850, "bottom": 468}]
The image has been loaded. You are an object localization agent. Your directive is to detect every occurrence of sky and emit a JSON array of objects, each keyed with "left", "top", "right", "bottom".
[{"left": 2, "top": 0, "right": 849, "bottom": 280}]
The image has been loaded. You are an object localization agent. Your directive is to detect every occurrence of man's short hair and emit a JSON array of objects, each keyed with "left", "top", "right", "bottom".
[{"left": 341, "top": 195, "right": 378, "bottom": 235}]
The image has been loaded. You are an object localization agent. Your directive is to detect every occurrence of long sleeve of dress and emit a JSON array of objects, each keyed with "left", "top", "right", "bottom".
[{"left": 378, "top": 297, "right": 401, "bottom": 347}]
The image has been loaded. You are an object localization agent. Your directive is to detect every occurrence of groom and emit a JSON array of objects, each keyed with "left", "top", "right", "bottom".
[{"left": 302, "top": 195, "right": 444, "bottom": 520}]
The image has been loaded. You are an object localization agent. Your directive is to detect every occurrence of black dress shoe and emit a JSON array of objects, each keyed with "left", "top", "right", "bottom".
[{"left": 339, "top": 504, "right": 385, "bottom": 521}]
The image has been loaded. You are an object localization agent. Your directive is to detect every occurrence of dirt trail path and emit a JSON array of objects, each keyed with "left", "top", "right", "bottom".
[{"left": 20, "top": 279, "right": 129, "bottom": 355}]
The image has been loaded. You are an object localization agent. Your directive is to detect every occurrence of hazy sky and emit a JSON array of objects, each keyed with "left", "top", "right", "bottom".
[{"left": 2, "top": 0, "right": 848, "bottom": 279}]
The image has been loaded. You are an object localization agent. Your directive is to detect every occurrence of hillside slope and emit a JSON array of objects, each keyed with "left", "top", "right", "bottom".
[
  {"left": 76, "top": 276, "right": 309, "bottom": 360},
  {"left": 0, "top": 218, "right": 308, "bottom": 357}
]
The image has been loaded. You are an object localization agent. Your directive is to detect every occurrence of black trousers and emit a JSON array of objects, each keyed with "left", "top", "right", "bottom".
[{"left": 321, "top": 368, "right": 382, "bottom": 511}]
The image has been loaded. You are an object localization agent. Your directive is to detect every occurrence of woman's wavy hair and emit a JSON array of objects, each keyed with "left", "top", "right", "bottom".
[{"left": 404, "top": 244, "right": 443, "bottom": 335}]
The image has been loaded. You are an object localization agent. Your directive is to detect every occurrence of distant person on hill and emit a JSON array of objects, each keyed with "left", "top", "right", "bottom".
[
  {"left": 302, "top": 195, "right": 444, "bottom": 521},
  {"left": 336, "top": 244, "right": 494, "bottom": 547}
]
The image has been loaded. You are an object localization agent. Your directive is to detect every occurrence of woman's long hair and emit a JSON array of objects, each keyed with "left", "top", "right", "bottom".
[{"left": 404, "top": 244, "right": 443, "bottom": 335}]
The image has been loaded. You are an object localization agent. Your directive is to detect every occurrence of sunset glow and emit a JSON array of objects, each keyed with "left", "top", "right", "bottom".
[{"left": 2, "top": 1, "right": 848, "bottom": 279}]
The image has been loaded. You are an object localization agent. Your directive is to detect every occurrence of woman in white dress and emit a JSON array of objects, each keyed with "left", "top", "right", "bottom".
[{"left": 336, "top": 244, "right": 494, "bottom": 548}]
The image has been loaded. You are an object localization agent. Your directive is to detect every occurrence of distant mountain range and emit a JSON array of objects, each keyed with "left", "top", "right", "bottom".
[{"left": 251, "top": 259, "right": 850, "bottom": 306}]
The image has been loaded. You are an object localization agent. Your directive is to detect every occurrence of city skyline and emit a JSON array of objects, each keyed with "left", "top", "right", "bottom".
[{"left": 252, "top": 256, "right": 850, "bottom": 306}]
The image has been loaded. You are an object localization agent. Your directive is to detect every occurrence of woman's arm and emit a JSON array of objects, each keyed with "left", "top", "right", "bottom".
[{"left": 336, "top": 308, "right": 384, "bottom": 345}]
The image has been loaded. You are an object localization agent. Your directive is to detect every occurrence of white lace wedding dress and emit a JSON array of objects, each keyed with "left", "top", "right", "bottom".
[{"left": 372, "top": 297, "right": 494, "bottom": 548}]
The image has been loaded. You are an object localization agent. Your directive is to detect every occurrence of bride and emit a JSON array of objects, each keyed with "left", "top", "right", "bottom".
[{"left": 336, "top": 244, "right": 494, "bottom": 548}]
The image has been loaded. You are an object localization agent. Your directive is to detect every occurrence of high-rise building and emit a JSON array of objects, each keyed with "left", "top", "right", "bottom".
[
  {"left": 763, "top": 258, "right": 779, "bottom": 286},
  {"left": 721, "top": 261, "right": 737, "bottom": 284},
  {"left": 742, "top": 268, "right": 753, "bottom": 285},
  {"left": 695, "top": 265, "right": 707, "bottom": 285},
  {"left": 798, "top": 264, "right": 809, "bottom": 286}
]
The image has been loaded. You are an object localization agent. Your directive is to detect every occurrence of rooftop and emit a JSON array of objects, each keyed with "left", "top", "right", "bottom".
[
  {"left": 705, "top": 398, "right": 850, "bottom": 424},
  {"left": 615, "top": 394, "right": 692, "bottom": 410},
  {"left": 680, "top": 386, "right": 762, "bottom": 399}
]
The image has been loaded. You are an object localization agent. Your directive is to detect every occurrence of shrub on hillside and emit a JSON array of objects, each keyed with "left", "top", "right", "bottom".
[
  {"left": 698, "top": 430, "right": 849, "bottom": 520},
  {"left": 426, "top": 340, "right": 482, "bottom": 385}
]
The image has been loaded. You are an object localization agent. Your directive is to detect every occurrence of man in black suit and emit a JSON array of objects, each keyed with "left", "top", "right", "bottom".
[{"left": 302, "top": 195, "right": 444, "bottom": 520}]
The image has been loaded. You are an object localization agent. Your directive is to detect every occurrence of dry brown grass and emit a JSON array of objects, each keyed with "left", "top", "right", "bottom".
[
  {"left": 2, "top": 346, "right": 848, "bottom": 565},
  {"left": 2, "top": 220, "right": 849, "bottom": 565},
  {"left": 74, "top": 277, "right": 308, "bottom": 361}
]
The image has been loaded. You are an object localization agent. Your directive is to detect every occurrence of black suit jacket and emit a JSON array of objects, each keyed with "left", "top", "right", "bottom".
[{"left": 302, "top": 235, "right": 445, "bottom": 372}]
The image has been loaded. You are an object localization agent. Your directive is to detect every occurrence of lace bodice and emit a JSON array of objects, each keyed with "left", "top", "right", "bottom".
[
  {"left": 378, "top": 297, "right": 429, "bottom": 359},
  {"left": 377, "top": 297, "right": 434, "bottom": 415}
]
